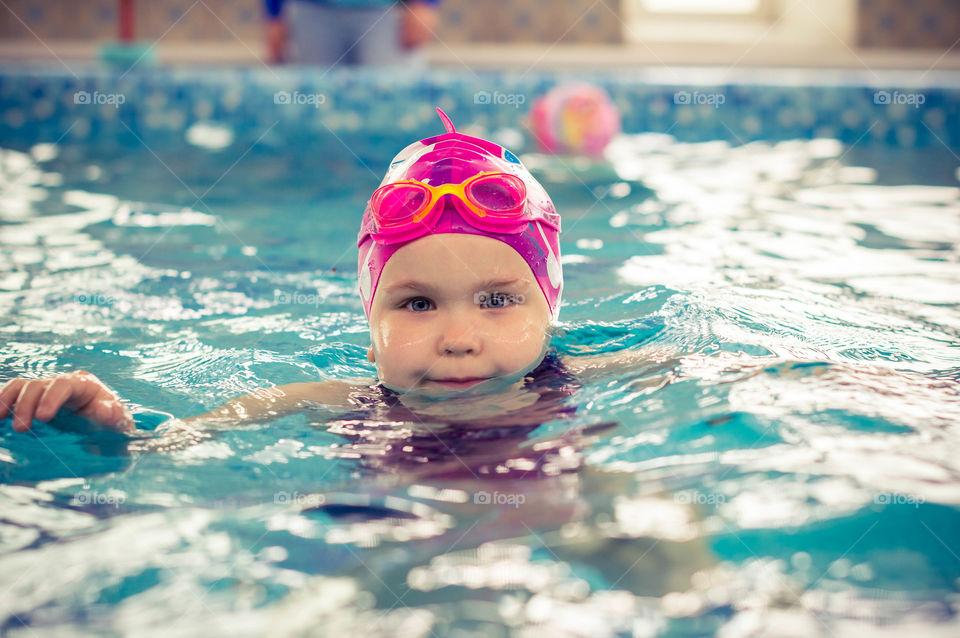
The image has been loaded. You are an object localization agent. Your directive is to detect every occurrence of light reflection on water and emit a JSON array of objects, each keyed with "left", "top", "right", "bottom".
[{"left": 0, "top": 133, "right": 959, "bottom": 636}]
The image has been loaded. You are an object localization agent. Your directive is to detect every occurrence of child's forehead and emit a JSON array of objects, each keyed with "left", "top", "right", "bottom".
[{"left": 379, "top": 234, "right": 535, "bottom": 287}]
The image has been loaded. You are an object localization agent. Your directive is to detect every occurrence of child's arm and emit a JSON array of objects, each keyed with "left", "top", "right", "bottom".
[
  {"left": 0, "top": 372, "right": 360, "bottom": 433},
  {"left": 177, "top": 380, "right": 358, "bottom": 427}
]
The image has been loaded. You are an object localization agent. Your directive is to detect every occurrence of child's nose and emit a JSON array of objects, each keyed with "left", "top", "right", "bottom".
[{"left": 437, "top": 309, "right": 482, "bottom": 356}]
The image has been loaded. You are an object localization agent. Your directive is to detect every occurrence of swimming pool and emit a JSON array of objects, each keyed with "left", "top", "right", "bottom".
[{"left": 1, "top": 65, "right": 960, "bottom": 636}]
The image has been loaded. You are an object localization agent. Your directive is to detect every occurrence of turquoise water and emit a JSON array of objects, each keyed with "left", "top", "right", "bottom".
[{"left": 1, "top": 129, "right": 960, "bottom": 636}]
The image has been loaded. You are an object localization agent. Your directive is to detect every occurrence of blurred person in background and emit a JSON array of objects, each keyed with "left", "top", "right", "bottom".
[{"left": 265, "top": 0, "right": 439, "bottom": 66}]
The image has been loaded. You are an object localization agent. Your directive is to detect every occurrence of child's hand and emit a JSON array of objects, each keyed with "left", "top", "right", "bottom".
[{"left": 0, "top": 371, "right": 134, "bottom": 433}]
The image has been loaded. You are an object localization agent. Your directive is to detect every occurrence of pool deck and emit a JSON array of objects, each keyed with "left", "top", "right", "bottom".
[{"left": 1, "top": 40, "right": 959, "bottom": 74}]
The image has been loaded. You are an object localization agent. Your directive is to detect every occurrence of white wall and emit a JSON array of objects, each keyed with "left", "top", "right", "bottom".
[{"left": 624, "top": 0, "right": 858, "bottom": 49}]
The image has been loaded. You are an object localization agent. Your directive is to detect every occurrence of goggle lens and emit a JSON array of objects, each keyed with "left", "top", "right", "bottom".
[
  {"left": 467, "top": 174, "right": 526, "bottom": 214},
  {"left": 373, "top": 184, "right": 429, "bottom": 226}
]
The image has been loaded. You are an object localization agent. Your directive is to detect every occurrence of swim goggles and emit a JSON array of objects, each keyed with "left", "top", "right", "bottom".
[{"left": 365, "top": 171, "right": 558, "bottom": 245}]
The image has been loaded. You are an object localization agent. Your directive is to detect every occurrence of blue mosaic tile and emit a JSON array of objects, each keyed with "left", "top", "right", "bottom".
[{"left": 0, "top": 65, "right": 957, "bottom": 152}]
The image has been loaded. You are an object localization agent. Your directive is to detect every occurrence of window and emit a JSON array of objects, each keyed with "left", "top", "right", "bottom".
[
  {"left": 640, "top": 0, "right": 762, "bottom": 15},
  {"left": 622, "top": 0, "right": 856, "bottom": 49}
]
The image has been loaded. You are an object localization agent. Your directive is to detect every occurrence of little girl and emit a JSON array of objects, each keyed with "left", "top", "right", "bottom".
[{"left": 0, "top": 109, "right": 648, "bottom": 435}]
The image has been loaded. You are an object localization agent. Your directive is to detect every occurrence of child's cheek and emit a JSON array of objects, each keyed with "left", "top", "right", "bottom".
[
  {"left": 489, "top": 333, "right": 543, "bottom": 370},
  {"left": 383, "top": 318, "right": 434, "bottom": 352},
  {"left": 372, "top": 316, "right": 433, "bottom": 379}
]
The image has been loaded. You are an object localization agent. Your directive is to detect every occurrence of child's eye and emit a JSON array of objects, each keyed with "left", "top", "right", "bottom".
[
  {"left": 479, "top": 292, "right": 521, "bottom": 309},
  {"left": 403, "top": 297, "right": 434, "bottom": 312}
]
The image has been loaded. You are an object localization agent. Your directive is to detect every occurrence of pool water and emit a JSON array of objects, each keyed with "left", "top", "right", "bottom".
[{"left": 1, "top": 125, "right": 960, "bottom": 636}]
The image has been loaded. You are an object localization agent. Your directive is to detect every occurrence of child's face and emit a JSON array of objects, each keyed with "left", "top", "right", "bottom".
[{"left": 367, "top": 233, "right": 552, "bottom": 394}]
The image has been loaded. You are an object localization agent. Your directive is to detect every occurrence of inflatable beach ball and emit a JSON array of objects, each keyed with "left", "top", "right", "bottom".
[{"left": 529, "top": 84, "right": 620, "bottom": 158}]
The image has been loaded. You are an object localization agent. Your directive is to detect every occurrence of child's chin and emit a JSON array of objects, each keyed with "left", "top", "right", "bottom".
[
  {"left": 440, "top": 373, "right": 532, "bottom": 398},
  {"left": 383, "top": 376, "right": 509, "bottom": 400},
  {"left": 419, "top": 380, "right": 498, "bottom": 400}
]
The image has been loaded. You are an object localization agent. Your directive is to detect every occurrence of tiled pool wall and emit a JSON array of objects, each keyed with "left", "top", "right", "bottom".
[
  {"left": 3, "top": 0, "right": 959, "bottom": 48},
  {"left": 1, "top": 65, "right": 958, "bottom": 151}
]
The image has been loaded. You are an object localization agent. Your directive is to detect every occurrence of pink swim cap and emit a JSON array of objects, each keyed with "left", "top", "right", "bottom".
[{"left": 357, "top": 108, "right": 564, "bottom": 321}]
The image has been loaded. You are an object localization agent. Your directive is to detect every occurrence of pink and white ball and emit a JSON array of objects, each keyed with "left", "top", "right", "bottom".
[{"left": 529, "top": 84, "right": 621, "bottom": 159}]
